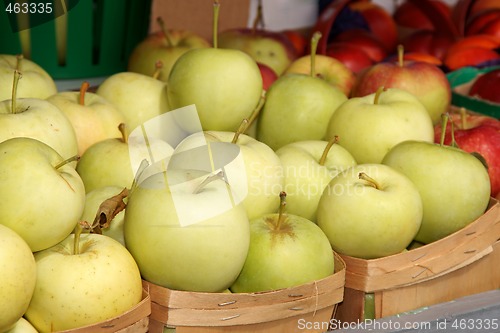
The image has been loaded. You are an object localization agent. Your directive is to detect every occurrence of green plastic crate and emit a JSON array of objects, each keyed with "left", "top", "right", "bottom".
[
  {"left": 0, "top": 0, "right": 151, "bottom": 79},
  {"left": 447, "top": 66, "right": 500, "bottom": 119}
]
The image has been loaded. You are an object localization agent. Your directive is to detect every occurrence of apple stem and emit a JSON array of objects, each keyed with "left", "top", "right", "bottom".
[
  {"left": 54, "top": 154, "right": 80, "bottom": 170},
  {"left": 439, "top": 113, "right": 449, "bottom": 147},
  {"left": 373, "top": 86, "right": 385, "bottom": 105},
  {"left": 118, "top": 123, "right": 128, "bottom": 144},
  {"left": 459, "top": 107, "right": 467, "bottom": 129},
  {"left": 10, "top": 70, "right": 21, "bottom": 114},
  {"left": 319, "top": 135, "right": 339, "bottom": 166},
  {"left": 193, "top": 170, "right": 226, "bottom": 194},
  {"left": 244, "top": 90, "right": 266, "bottom": 134},
  {"left": 153, "top": 60, "right": 163, "bottom": 80},
  {"left": 231, "top": 119, "right": 249, "bottom": 144},
  {"left": 310, "top": 31, "right": 322, "bottom": 78},
  {"left": 397, "top": 44, "right": 404, "bottom": 67},
  {"left": 73, "top": 222, "right": 83, "bottom": 255},
  {"left": 157, "top": 17, "right": 174, "bottom": 47},
  {"left": 252, "top": 0, "right": 264, "bottom": 33},
  {"left": 79, "top": 81, "right": 89, "bottom": 106},
  {"left": 358, "top": 172, "right": 380, "bottom": 190},
  {"left": 212, "top": 0, "right": 220, "bottom": 49},
  {"left": 276, "top": 191, "right": 287, "bottom": 231},
  {"left": 16, "top": 54, "right": 23, "bottom": 71},
  {"left": 450, "top": 119, "right": 459, "bottom": 148}
]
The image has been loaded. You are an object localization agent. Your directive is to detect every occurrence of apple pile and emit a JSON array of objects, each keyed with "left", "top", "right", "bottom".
[{"left": 1, "top": 0, "right": 499, "bottom": 330}]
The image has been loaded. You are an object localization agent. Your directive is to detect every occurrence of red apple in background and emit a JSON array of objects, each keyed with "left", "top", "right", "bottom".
[
  {"left": 468, "top": 68, "right": 500, "bottom": 104},
  {"left": 282, "top": 29, "right": 308, "bottom": 57},
  {"left": 465, "top": 9, "right": 500, "bottom": 36},
  {"left": 479, "top": 16, "right": 500, "bottom": 39},
  {"left": 257, "top": 62, "right": 278, "bottom": 91},
  {"left": 347, "top": 0, "right": 398, "bottom": 52},
  {"left": 443, "top": 34, "right": 500, "bottom": 70},
  {"left": 393, "top": 0, "right": 451, "bottom": 31},
  {"left": 443, "top": 46, "right": 500, "bottom": 71},
  {"left": 434, "top": 111, "right": 500, "bottom": 198},
  {"left": 333, "top": 28, "right": 388, "bottom": 63},
  {"left": 326, "top": 41, "right": 374, "bottom": 74},
  {"left": 400, "top": 0, "right": 460, "bottom": 61},
  {"left": 469, "top": 0, "right": 500, "bottom": 18},
  {"left": 402, "top": 29, "right": 457, "bottom": 61},
  {"left": 352, "top": 45, "right": 451, "bottom": 125},
  {"left": 385, "top": 51, "right": 443, "bottom": 66}
]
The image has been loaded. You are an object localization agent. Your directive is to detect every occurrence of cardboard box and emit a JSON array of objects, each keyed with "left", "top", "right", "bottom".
[
  {"left": 148, "top": 0, "right": 251, "bottom": 42},
  {"left": 447, "top": 66, "right": 500, "bottom": 119},
  {"left": 335, "top": 198, "right": 500, "bottom": 323},
  {"left": 143, "top": 253, "right": 345, "bottom": 333}
]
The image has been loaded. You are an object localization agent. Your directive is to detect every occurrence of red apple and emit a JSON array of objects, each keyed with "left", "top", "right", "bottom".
[
  {"left": 352, "top": 45, "right": 451, "bottom": 125},
  {"left": 402, "top": 29, "right": 456, "bottom": 61},
  {"left": 385, "top": 51, "right": 443, "bottom": 66},
  {"left": 347, "top": 1, "right": 399, "bottom": 53},
  {"left": 443, "top": 46, "right": 500, "bottom": 71},
  {"left": 434, "top": 111, "right": 500, "bottom": 197},
  {"left": 468, "top": 68, "right": 500, "bottom": 104},
  {"left": 401, "top": 0, "right": 460, "bottom": 60},
  {"left": 469, "top": 0, "right": 500, "bottom": 18},
  {"left": 257, "top": 62, "right": 278, "bottom": 91},
  {"left": 393, "top": 0, "right": 452, "bottom": 31},
  {"left": 478, "top": 16, "right": 500, "bottom": 39},
  {"left": 465, "top": 9, "right": 500, "bottom": 36},
  {"left": 325, "top": 41, "right": 374, "bottom": 74},
  {"left": 332, "top": 28, "right": 388, "bottom": 63},
  {"left": 282, "top": 29, "right": 308, "bottom": 57}
]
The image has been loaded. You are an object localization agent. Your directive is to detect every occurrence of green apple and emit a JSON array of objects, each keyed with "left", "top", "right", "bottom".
[
  {"left": 275, "top": 138, "right": 357, "bottom": 222},
  {"left": 257, "top": 73, "right": 347, "bottom": 151},
  {"left": 382, "top": 138, "right": 491, "bottom": 244},
  {"left": 0, "top": 137, "right": 85, "bottom": 252},
  {"left": 166, "top": 3, "right": 263, "bottom": 132},
  {"left": 317, "top": 164, "right": 423, "bottom": 259},
  {"left": 173, "top": 129, "right": 284, "bottom": 220},
  {"left": 24, "top": 232, "right": 143, "bottom": 332},
  {"left": 47, "top": 81, "right": 126, "bottom": 156},
  {"left": 80, "top": 186, "right": 127, "bottom": 246},
  {"left": 0, "top": 54, "right": 57, "bottom": 101},
  {"left": 284, "top": 54, "right": 355, "bottom": 96},
  {"left": 166, "top": 47, "right": 263, "bottom": 132},
  {"left": 5, "top": 318, "right": 37, "bottom": 333},
  {"left": 218, "top": 28, "right": 298, "bottom": 76},
  {"left": 96, "top": 72, "right": 169, "bottom": 133},
  {"left": 128, "top": 17, "right": 211, "bottom": 82},
  {"left": 0, "top": 224, "right": 36, "bottom": 333},
  {"left": 76, "top": 123, "right": 174, "bottom": 193},
  {"left": 325, "top": 87, "right": 434, "bottom": 164},
  {"left": 124, "top": 168, "right": 250, "bottom": 292},
  {"left": 230, "top": 192, "right": 335, "bottom": 293},
  {"left": 0, "top": 71, "right": 78, "bottom": 160},
  {"left": 257, "top": 32, "right": 348, "bottom": 151}
]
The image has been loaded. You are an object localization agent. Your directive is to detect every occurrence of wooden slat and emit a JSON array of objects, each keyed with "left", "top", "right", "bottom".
[
  {"left": 144, "top": 253, "right": 346, "bottom": 328},
  {"left": 341, "top": 198, "right": 500, "bottom": 291}
]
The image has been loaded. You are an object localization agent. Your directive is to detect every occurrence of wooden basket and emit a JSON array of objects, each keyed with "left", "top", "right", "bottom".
[
  {"left": 144, "top": 252, "right": 346, "bottom": 333},
  {"left": 335, "top": 197, "right": 500, "bottom": 322},
  {"left": 57, "top": 288, "right": 151, "bottom": 333}
]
